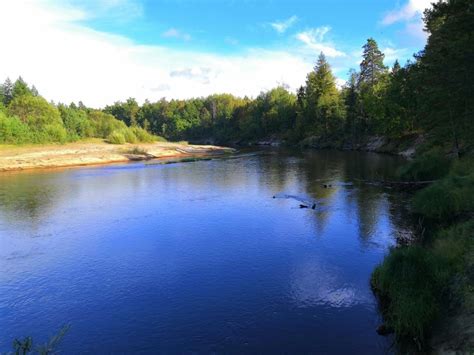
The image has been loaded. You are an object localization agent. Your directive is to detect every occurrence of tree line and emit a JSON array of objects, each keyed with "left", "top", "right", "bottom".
[{"left": 0, "top": 0, "right": 472, "bottom": 152}]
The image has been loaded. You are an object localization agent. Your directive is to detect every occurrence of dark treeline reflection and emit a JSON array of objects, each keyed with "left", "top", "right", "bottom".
[{"left": 0, "top": 149, "right": 410, "bottom": 354}]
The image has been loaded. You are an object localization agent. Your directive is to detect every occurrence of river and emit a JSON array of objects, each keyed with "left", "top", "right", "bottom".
[{"left": 0, "top": 149, "right": 411, "bottom": 353}]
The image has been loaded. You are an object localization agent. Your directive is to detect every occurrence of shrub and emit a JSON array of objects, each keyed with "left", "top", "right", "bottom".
[
  {"left": 121, "top": 128, "right": 138, "bottom": 143},
  {"left": 0, "top": 112, "right": 31, "bottom": 143},
  {"left": 398, "top": 149, "right": 451, "bottom": 181},
  {"left": 42, "top": 124, "right": 69, "bottom": 143},
  {"left": 107, "top": 130, "right": 126, "bottom": 144},
  {"left": 131, "top": 126, "right": 156, "bottom": 143},
  {"left": 89, "top": 111, "right": 127, "bottom": 138},
  {"left": 124, "top": 146, "right": 148, "bottom": 155}
]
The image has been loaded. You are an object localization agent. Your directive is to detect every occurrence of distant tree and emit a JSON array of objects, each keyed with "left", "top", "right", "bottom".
[
  {"left": 1, "top": 78, "right": 14, "bottom": 106},
  {"left": 343, "top": 69, "right": 359, "bottom": 142},
  {"left": 359, "top": 38, "right": 387, "bottom": 86},
  {"left": 305, "top": 52, "right": 344, "bottom": 135},
  {"left": 12, "top": 76, "right": 33, "bottom": 98}
]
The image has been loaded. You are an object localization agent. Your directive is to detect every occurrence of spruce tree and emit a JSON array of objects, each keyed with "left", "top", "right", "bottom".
[
  {"left": 2, "top": 78, "right": 13, "bottom": 105},
  {"left": 304, "top": 52, "right": 343, "bottom": 135}
]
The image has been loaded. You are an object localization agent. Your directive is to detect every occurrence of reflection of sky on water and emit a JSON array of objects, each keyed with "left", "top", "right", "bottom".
[
  {"left": 0, "top": 149, "right": 409, "bottom": 353},
  {"left": 290, "top": 257, "right": 373, "bottom": 309}
]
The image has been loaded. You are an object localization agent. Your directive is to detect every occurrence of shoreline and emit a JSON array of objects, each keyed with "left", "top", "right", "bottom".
[{"left": 0, "top": 141, "right": 235, "bottom": 173}]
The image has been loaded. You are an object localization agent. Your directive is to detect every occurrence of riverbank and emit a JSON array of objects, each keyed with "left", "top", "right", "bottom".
[
  {"left": 0, "top": 140, "right": 235, "bottom": 172},
  {"left": 370, "top": 153, "right": 474, "bottom": 353}
]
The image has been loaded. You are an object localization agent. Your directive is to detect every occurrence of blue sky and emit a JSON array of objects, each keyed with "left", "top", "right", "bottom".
[{"left": 0, "top": 0, "right": 432, "bottom": 107}]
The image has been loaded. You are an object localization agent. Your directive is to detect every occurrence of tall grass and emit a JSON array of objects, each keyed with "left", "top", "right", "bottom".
[
  {"left": 397, "top": 148, "right": 451, "bottom": 181},
  {"left": 372, "top": 155, "right": 474, "bottom": 349}
]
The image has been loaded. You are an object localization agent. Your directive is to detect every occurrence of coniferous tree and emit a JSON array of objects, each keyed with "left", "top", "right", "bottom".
[
  {"left": 2, "top": 78, "right": 14, "bottom": 106},
  {"left": 418, "top": 0, "right": 474, "bottom": 155},
  {"left": 359, "top": 38, "right": 387, "bottom": 86},
  {"left": 305, "top": 52, "right": 344, "bottom": 135},
  {"left": 12, "top": 77, "right": 32, "bottom": 98}
]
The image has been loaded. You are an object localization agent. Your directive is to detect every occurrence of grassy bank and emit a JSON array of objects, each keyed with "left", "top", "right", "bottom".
[{"left": 371, "top": 151, "right": 474, "bottom": 351}]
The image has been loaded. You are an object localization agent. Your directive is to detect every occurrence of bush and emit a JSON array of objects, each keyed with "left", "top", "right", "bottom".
[
  {"left": 107, "top": 131, "right": 126, "bottom": 144},
  {"left": 0, "top": 112, "right": 31, "bottom": 143},
  {"left": 131, "top": 126, "right": 156, "bottom": 143},
  {"left": 398, "top": 149, "right": 451, "bottom": 181},
  {"left": 120, "top": 128, "right": 136, "bottom": 143},
  {"left": 89, "top": 111, "right": 127, "bottom": 138},
  {"left": 42, "top": 124, "right": 69, "bottom": 143}
]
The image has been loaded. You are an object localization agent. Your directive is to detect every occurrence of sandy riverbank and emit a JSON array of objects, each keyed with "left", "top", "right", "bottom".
[{"left": 0, "top": 140, "right": 235, "bottom": 172}]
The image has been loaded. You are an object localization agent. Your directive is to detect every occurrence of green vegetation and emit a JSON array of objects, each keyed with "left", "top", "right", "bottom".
[
  {"left": 1, "top": 1, "right": 472, "bottom": 153},
  {"left": 372, "top": 154, "right": 474, "bottom": 348},
  {"left": 0, "top": 79, "right": 159, "bottom": 145},
  {"left": 397, "top": 149, "right": 452, "bottom": 182}
]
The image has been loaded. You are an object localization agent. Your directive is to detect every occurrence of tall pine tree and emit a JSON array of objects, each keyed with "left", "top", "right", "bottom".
[{"left": 359, "top": 38, "right": 387, "bottom": 86}]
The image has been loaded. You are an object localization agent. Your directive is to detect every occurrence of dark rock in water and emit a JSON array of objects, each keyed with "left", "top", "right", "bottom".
[
  {"left": 299, "top": 204, "right": 309, "bottom": 209},
  {"left": 376, "top": 324, "right": 394, "bottom": 336},
  {"left": 311, "top": 203, "right": 316, "bottom": 209},
  {"left": 323, "top": 184, "right": 332, "bottom": 188}
]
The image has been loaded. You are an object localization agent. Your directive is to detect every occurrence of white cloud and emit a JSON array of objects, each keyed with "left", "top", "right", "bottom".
[
  {"left": 381, "top": 0, "right": 434, "bottom": 45},
  {"left": 0, "top": 1, "right": 315, "bottom": 107},
  {"left": 66, "top": 0, "right": 144, "bottom": 22},
  {"left": 381, "top": 0, "right": 432, "bottom": 25},
  {"left": 270, "top": 15, "right": 298, "bottom": 33},
  {"left": 382, "top": 47, "right": 409, "bottom": 62},
  {"left": 162, "top": 28, "right": 192, "bottom": 41},
  {"left": 295, "top": 27, "right": 346, "bottom": 58}
]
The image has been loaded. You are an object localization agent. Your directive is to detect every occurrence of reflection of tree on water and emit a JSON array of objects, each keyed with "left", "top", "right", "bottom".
[{"left": 0, "top": 173, "right": 59, "bottom": 226}]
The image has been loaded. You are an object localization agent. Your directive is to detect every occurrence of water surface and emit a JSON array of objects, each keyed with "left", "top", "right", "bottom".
[{"left": 0, "top": 149, "right": 410, "bottom": 353}]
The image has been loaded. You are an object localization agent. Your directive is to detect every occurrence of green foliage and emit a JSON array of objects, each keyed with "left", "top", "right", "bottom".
[
  {"left": 122, "top": 128, "right": 138, "bottom": 143},
  {"left": 397, "top": 149, "right": 452, "bottom": 181},
  {"left": 88, "top": 111, "right": 126, "bottom": 138},
  {"left": 372, "top": 246, "right": 443, "bottom": 342},
  {"left": 131, "top": 126, "right": 156, "bottom": 143},
  {"left": 0, "top": 0, "right": 472, "bottom": 152},
  {"left": 107, "top": 130, "right": 126, "bottom": 144},
  {"left": 359, "top": 38, "right": 388, "bottom": 86},
  {"left": 372, "top": 219, "right": 474, "bottom": 345},
  {"left": 58, "top": 104, "right": 94, "bottom": 139},
  {"left": 0, "top": 111, "right": 31, "bottom": 144},
  {"left": 412, "top": 156, "right": 474, "bottom": 220},
  {"left": 413, "top": 170, "right": 474, "bottom": 221},
  {"left": 8, "top": 95, "right": 62, "bottom": 129}
]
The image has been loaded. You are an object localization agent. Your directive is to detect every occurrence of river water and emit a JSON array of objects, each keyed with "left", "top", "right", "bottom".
[{"left": 0, "top": 149, "right": 411, "bottom": 353}]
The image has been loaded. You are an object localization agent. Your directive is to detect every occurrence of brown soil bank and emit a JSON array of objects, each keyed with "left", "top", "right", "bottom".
[{"left": 0, "top": 141, "right": 235, "bottom": 172}]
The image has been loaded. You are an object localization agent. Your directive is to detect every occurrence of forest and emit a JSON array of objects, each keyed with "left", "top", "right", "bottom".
[{"left": 1, "top": 0, "right": 472, "bottom": 155}]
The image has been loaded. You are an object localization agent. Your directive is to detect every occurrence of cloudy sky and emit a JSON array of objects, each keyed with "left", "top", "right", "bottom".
[{"left": 0, "top": 0, "right": 433, "bottom": 107}]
